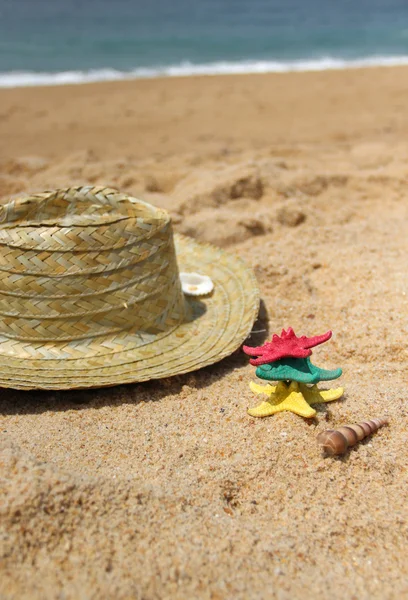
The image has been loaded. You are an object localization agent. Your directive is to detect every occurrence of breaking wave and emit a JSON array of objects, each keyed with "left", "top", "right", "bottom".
[{"left": 2, "top": 55, "right": 408, "bottom": 88}]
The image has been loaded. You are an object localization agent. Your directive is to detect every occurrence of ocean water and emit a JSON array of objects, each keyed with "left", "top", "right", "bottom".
[{"left": 1, "top": 0, "right": 408, "bottom": 87}]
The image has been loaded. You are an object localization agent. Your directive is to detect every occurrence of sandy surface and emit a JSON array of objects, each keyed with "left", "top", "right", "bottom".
[{"left": 1, "top": 67, "right": 408, "bottom": 600}]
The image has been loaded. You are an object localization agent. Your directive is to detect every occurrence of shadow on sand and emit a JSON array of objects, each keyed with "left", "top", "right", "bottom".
[{"left": 0, "top": 300, "right": 269, "bottom": 416}]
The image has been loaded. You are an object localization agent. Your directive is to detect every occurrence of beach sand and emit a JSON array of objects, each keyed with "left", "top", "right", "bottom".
[{"left": 1, "top": 67, "right": 408, "bottom": 599}]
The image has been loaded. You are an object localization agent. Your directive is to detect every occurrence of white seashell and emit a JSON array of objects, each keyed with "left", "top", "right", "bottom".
[{"left": 180, "top": 272, "right": 214, "bottom": 296}]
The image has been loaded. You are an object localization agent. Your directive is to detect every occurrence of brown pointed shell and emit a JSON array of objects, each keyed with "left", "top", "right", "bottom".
[{"left": 317, "top": 418, "right": 388, "bottom": 456}]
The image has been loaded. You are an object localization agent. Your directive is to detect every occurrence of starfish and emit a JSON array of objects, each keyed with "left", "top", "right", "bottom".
[
  {"left": 255, "top": 357, "right": 342, "bottom": 384},
  {"left": 243, "top": 328, "right": 332, "bottom": 366},
  {"left": 248, "top": 380, "right": 344, "bottom": 418}
]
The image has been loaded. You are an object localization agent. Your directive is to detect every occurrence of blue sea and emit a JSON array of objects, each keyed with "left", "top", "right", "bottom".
[{"left": 1, "top": 0, "right": 408, "bottom": 87}]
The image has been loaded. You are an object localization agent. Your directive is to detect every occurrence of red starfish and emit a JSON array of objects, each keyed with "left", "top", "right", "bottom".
[{"left": 243, "top": 328, "right": 332, "bottom": 366}]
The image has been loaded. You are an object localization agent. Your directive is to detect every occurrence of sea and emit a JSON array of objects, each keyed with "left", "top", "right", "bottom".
[{"left": 1, "top": 0, "right": 408, "bottom": 87}]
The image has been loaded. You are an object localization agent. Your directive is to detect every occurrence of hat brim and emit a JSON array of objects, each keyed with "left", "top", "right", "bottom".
[{"left": 0, "top": 234, "right": 259, "bottom": 390}]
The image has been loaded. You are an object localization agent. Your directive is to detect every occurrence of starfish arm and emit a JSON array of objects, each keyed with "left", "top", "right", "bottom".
[
  {"left": 248, "top": 401, "right": 287, "bottom": 417},
  {"left": 278, "top": 391, "right": 317, "bottom": 417},
  {"left": 319, "top": 387, "right": 344, "bottom": 401},
  {"left": 303, "top": 330, "right": 332, "bottom": 349},
  {"left": 249, "top": 381, "right": 276, "bottom": 396},
  {"left": 299, "top": 384, "right": 344, "bottom": 404},
  {"left": 248, "top": 350, "right": 281, "bottom": 366},
  {"left": 309, "top": 366, "right": 342, "bottom": 381}
]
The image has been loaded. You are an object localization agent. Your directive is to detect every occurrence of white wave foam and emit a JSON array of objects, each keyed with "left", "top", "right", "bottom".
[{"left": 2, "top": 55, "right": 408, "bottom": 88}]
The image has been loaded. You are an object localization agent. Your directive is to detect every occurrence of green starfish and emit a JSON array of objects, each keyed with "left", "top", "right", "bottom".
[{"left": 255, "top": 357, "right": 342, "bottom": 384}]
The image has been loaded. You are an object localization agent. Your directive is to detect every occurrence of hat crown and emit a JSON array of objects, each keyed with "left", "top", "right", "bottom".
[{"left": 0, "top": 187, "right": 188, "bottom": 352}]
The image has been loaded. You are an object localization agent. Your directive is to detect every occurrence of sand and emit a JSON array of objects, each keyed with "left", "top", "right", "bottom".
[{"left": 1, "top": 67, "right": 408, "bottom": 600}]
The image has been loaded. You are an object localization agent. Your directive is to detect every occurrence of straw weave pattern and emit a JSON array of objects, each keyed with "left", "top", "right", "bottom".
[{"left": 0, "top": 186, "right": 187, "bottom": 346}]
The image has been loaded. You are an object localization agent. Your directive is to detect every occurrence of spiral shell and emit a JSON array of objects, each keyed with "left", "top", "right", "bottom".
[{"left": 317, "top": 418, "right": 388, "bottom": 456}]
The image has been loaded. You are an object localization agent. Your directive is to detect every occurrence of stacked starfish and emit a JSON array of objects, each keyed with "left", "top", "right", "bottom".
[{"left": 243, "top": 328, "right": 343, "bottom": 418}]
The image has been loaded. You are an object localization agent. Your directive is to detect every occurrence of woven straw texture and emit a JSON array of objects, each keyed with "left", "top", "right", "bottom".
[{"left": 0, "top": 186, "right": 259, "bottom": 390}]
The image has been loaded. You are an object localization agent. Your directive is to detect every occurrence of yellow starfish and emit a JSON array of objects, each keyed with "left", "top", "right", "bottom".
[{"left": 248, "top": 380, "right": 343, "bottom": 418}]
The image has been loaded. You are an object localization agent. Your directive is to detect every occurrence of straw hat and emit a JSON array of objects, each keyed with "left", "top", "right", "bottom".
[{"left": 0, "top": 186, "right": 259, "bottom": 390}]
